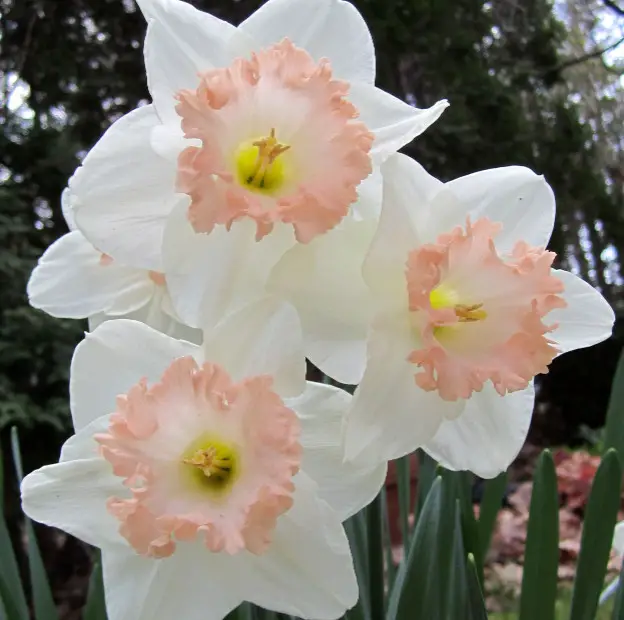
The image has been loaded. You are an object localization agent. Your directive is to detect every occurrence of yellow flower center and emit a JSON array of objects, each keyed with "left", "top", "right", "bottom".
[
  {"left": 236, "top": 128, "right": 291, "bottom": 194},
  {"left": 181, "top": 434, "right": 239, "bottom": 496},
  {"left": 429, "top": 285, "right": 487, "bottom": 322}
]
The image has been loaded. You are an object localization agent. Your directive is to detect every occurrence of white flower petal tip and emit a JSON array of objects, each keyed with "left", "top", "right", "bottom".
[
  {"left": 238, "top": 0, "right": 376, "bottom": 84},
  {"left": 423, "top": 384, "right": 535, "bottom": 479},
  {"left": 350, "top": 87, "right": 449, "bottom": 161},
  {"left": 613, "top": 521, "right": 624, "bottom": 556},
  {"left": 33, "top": 318, "right": 359, "bottom": 619},
  {"left": 550, "top": 270, "right": 615, "bottom": 354}
]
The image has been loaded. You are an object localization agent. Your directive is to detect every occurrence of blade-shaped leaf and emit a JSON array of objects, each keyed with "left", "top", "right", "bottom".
[
  {"left": 10, "top": 428, "right": 59, "bottom": 620},
  {"left": 0, "top": 444, "right": 29, "bottom": 620},
  {"left": 604, "top": 349, "right": 624, "bottom": 457},
  {"left": 381, "top": 487, "right": 397, "bottom": 594},
  {"left": 83, "top": 553, "right": 107, "bottom": 620},
  {"left": 445, "top": 502, "right": 469, "bottom": 620},
  {"left": 478, "top": 471, "right": 507, "bottom": 558},
  {"left": 466, "top": 554, "right": 489, "bottom": 620},
  {"left": 396, "top": 455, "right": 412, "bottom": 555},
  {"left": 366, "top": 493, "right": 385, "bottom": 620},
  {"left": 570, "top": 449, "right": 622, "bottom": 620},
  {"left": 456, "top": 472, "right": 483, "bottom": 588},
  {"left": 611, "top": 561, "right": 624, "bottom": 619},
  {"left": 415, "top": 450, "right": 437, "bottom": 521},
  {"left": 518, "top": 449, "right": 559, "bottom": 620},
  {"left": 386, "top": 475, "right": 458, "bottom": 620},
  {"left": 343, "top": 511, "right": 370, "bottom": 620}
]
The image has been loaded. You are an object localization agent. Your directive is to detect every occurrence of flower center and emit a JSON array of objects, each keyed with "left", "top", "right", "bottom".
[
  {"left": 236, "top": 128, "right": 291, "bottom": 194},
  {"left": 181, "top": 434, "right": 239, "bottom": 496},
  {"left": 429, "top": 286, "right": 487, "bottom": 323},
  {"left": 405, "top": 217, "right": 566, "bottom": 401}
]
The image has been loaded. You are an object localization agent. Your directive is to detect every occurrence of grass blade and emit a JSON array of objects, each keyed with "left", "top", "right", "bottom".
[
  {"left": 10, "top": 428, "right": 59, "bottom": 620},
  {"left": 343, "top": 511, "right": 370, "bottom": 620},
  {"left": 381, "top": 487, "right": 396, "bottom": 594},
  {"left": 570, "top": 449, "right": 622, "bottom": 620},
  {"left": 456, "top": 472, "right": 483, "bottom": 587},
  {"left": 445, "top": 502, "right": 468, "bottom": 619},
  {"left": 518, "top": 449, "right": 559, "bottom": 620}
]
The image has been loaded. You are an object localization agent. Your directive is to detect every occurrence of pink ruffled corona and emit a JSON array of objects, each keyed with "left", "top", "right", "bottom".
[
  {"left": 405, "top": 217, "right": 567, "bottom": 401},
  {"left": 95, "top": 357, "right": 301, "bottom": 558},
  {"left": 175, "top": 38, "right": 373, "bottom": 243}
]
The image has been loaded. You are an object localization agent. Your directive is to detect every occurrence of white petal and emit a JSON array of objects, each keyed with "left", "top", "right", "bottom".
[
  {"left": 423, "top": 383, "right": 535, "bottom": 479},
  {"left": 549, "top": 270, "right": 615, "bottom": 354},
  {"left": 267, "top": 220, "right": 376, "bottom": 385},
  {"left": 363, "top": 154, "right": 432, "bottom": 303},
  {"left": 344, "top": 312, "right": 461, "bottom": 464},
  {"left": 71, "top": 105, "right": 179, "bottom": 271},
  {"left": 349, "top": 85, "right": 449, "bottom": 162},
  {"left": 21, "top": 456, "right": 121, "bottom": 549},
  {"left": 203, "top": 297, "right": 306, "bottom": 398},
  {"left": 350, "top": 167, "right": 383, "bottom": 221},
  {"left": 61, "top": 187, "right": 76, "bottom": 230},
  {"left": 27, "top": 232, "right": 153, "bottom": 319},
  {"left": 238, "top": 0, "right": 375, "bottom": 84},
  {"left": 613, "top": 522, "right": 624, "bottom": 556},
  {"left": 444, "top": 167, "right": 556, "bottom": 252},
  {"left": 70, "top": 319, "right": 200, "bottom": 430},
  {"left": 233, "top": 472, "right": 358, "bottom": 618},
  {"left": 140, "top": 0, "right": 237, "bottom": 123},
  {"left": 288, "top": 382, "right": 386, "bottom": 519},
  {"left": 103, "top": 545, "right": 241, "bottom": 620},
  {"left": 163, "top": 204, "right": 294, "bottom": 329}
]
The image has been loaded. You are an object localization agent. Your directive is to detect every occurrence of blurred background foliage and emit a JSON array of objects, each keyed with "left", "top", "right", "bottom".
[{"left": 0, "top": 0, "right": 623, "bottom": 614}]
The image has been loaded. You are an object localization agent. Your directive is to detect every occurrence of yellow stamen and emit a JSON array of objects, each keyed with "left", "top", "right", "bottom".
[
  {"left": 183, "top": 447, "right": 233, "bottom": 479},
  {"left": 235, "top": 128, "right": 290, "bottom": 194},
  {"left": 180, "top": 434, "right": 239, "bottom": 496},
  {"left": 454, "top": 303, "right": 487, "bottom": 322}
]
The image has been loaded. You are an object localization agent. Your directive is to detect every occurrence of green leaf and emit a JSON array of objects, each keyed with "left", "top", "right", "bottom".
[
  {"left": 386, "top": 475, "right": 458, "bottom": 620},
  {"left": 478, "top": 471, "right": 507, "bottom": 558},
  {"left": 518, "top": 449, "right": 559, "bottom": 620},
  {"left": 466, "top": 554, "right": 489, "bottom": 620},
  {"left": 83, "top": 553, "right": 107, "bottom": 620},
  {"left": 570, "top": 449, "right": 622, "bottom": 620},
  {"left": 366, "top": 493, "right": 385, "bottom": 619},
  {"left": 456, "top": 471, "right": 483, "bottom": 588},
  {"left": 612, "top": 564, "right": 624, "bottom": 619},
  {"left": 603, "top": 349, "right": 624, "bottom": 457},
  {"left": 10, "top": 428, "right": 59, "bottom": 620},
  {"left": 415, "top": 450, "right": 436, "bottom": 521},
  {"left": 445, "top": 502, "right": 469, "bottom": 620},
  {"left": 343, "top": 511, "right": 370, "bottom": 620},
  {"left": 0, "top": 443, "right": 29, "bottom": 620},
  {"left": 381, "top": 487, "right": 396, "bottom": 595},
  {"left": 396, "top": 455, "right": 412, "bottom": 555}
]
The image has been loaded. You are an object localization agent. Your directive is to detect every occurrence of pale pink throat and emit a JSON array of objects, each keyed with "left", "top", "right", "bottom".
[
  {"left": 405, "top": 217, "right": 567, "bottom": 401},
  {"left": 175, "top": 38, "right": 374, "bottom": 243},
  {"left": 95, "top": 357, "right": 301, "bottom": 558}
]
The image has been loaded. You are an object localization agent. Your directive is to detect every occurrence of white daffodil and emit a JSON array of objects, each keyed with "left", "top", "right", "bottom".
[
  {"left": 27, "top": 189, "right": 199, "bottom": 342},
  {"left": 343, "top": 153, "right": 615, "bottom": 478},
  {"left": 21, "top": 298, "right": 386, "bottom": 620},
  {"left": 67, "top": 0, "right": 447, "bottom": 377}
]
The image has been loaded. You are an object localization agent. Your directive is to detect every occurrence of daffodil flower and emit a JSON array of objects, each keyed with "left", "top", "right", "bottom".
[
  {"left": 27, "top": 190, "right": 198, "bottom": 341},
  {"left": 67, "top": 0, "right": 447, "bottom": 377},
  {"left": 343, "top": 154, "right": 615, "bottom": 478},
  {"left": 21, "top": 298, "right": 386, "bottom": 620}
]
